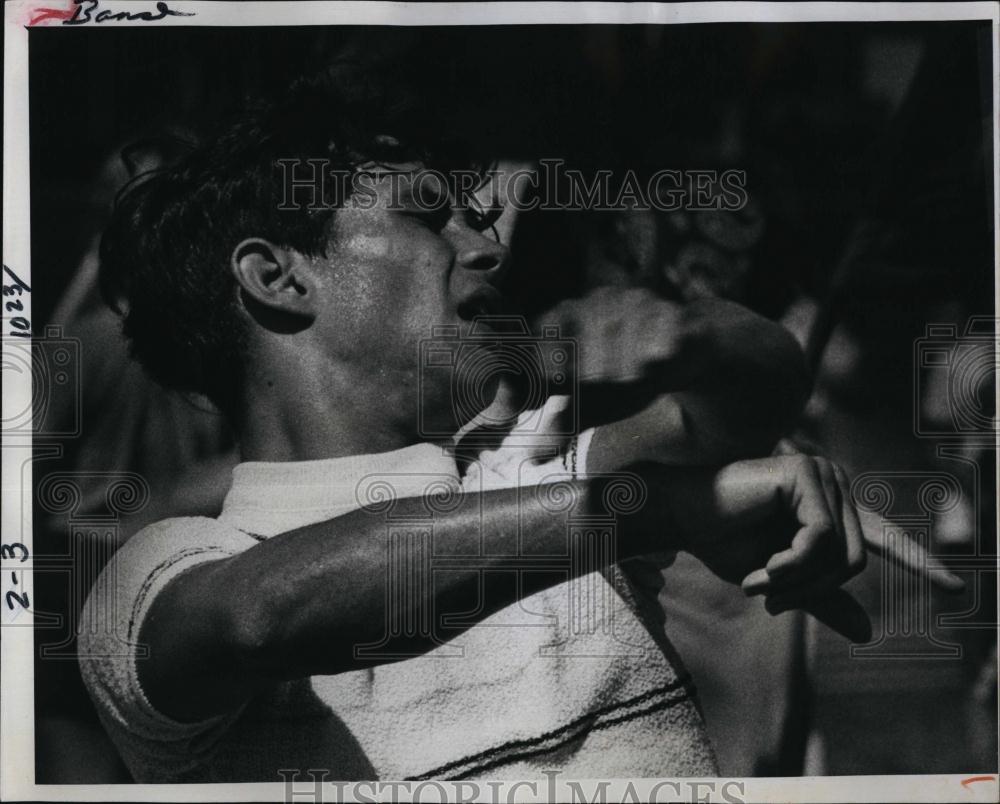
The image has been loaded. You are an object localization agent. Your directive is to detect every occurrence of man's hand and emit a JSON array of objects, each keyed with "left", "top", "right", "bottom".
[
  {"left": 534, "top": 287, "right": 705, "bottom": 427},
  {"left": 648, "top": 453, "right": 872, "bottom": 642},
  {"left": 538, "top": 287, "right": 696, "bottom": 388},
  {"left": 773, "top": 437, "right": 966, "bottom": 594},
  {"left": 533, "top": 287, "right": 810, "bottom": 454}
]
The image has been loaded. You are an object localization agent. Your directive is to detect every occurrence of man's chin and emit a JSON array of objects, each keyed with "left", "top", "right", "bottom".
[{"left": 457, "top": 317, "right": 498, "bottom": 339}]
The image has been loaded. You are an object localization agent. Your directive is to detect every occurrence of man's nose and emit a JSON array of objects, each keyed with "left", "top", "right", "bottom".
[{"left": 456, "top": 237, "right": 510, "bottom": 286}]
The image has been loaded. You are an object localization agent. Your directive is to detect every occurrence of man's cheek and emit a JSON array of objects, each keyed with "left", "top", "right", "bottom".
[{"left": 343, "top": 233, "right": 392, "bottom": 260}]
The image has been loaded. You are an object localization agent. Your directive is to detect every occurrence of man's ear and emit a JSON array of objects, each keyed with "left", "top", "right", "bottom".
[{"left": 231, "top": 238, "right": 316, "bottom": 320}]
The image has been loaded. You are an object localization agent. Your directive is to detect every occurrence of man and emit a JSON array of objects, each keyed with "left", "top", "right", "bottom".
[{"left": 79, "top": 68, "right": 867, "bottom": 782}]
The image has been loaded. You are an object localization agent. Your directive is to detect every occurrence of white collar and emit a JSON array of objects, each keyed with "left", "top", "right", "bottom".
[{"left": 219, "top": 442, "right": 459, "bottom": 537}]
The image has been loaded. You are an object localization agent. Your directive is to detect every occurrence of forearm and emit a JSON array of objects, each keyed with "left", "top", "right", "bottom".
[
  {"left": 588, "top": 299, "right": 810, "bottom": 471},
  {"left": 226, "top": 485, "right": 607, "bottom": 675}
]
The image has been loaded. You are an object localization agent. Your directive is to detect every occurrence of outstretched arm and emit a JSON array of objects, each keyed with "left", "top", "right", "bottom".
[{"left": 138, "top": 455, "right": 866, "bottom": 723}]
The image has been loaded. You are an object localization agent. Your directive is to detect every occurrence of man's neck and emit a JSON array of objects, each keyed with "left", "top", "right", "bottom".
[{"left": 234, "top": 359, "right": 418, "bottom": 463}]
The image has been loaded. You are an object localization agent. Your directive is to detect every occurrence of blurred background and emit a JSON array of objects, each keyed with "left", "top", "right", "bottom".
[{"left": 26, "top": 22, "right": 996, "bottom": 782}]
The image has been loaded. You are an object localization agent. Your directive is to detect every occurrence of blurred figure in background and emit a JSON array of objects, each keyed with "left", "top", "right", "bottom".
[{"left": 34, "top": 138, "right": 238, "bottom": 782}]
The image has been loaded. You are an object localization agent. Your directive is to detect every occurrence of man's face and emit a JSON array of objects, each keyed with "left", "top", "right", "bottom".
[{"left": 308, "top": 165, "right": 510, "bottom": 434}]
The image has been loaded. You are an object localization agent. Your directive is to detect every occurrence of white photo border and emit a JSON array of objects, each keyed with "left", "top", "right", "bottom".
[{"left": 2, "top": 2, "right": 998, "bottom": 802}]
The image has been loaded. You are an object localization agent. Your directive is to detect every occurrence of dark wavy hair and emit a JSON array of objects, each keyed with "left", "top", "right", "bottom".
[{"left": 100, "top": 62, "right": 482, "bottom": 417}]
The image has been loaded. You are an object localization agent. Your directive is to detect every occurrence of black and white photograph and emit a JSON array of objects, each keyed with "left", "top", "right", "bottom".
[{"left": 1, "top": 2, "right": 998, "bottom": 802}]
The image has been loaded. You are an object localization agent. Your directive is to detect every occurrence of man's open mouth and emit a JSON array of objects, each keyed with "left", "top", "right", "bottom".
[{"left": 457, "top": 286, "right": 505, "bottom": 320}]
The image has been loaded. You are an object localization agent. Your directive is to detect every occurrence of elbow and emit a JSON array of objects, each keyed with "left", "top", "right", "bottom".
[
  {"left": 219, "top": 565, "right": 308, "bottom": 680},
  {"left": 227, "top": 593, "right": 283, "bottom": 678},
  {"left": 223, "top": 572, "right": 366, "bottom": 680}
]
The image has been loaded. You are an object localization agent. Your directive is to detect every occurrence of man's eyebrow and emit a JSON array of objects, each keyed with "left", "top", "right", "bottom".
[
  {"left": 394, "top": 181, "right": 424, "bottom": 207},
  {"left": 350, "top": 165, "right": 438, "bottom": 210},
  {"left": 400, "top": 175, "right": 452, "bottom": 211},
  {"left": 353, "top": 162, "right": 417, "bottom": 186}
]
